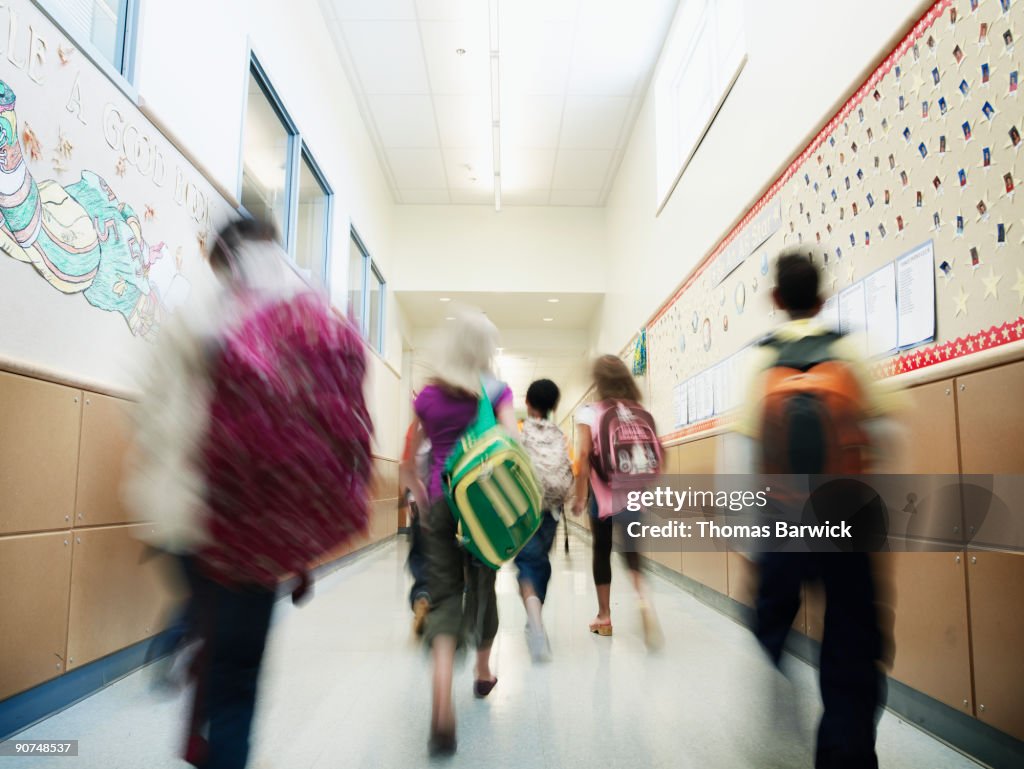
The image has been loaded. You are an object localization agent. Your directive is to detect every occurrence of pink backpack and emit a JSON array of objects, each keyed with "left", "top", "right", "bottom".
[
  {"left": 199, "top": 292, "right": 373, "bottom": 587},
  {"left": 589, "top": 400, "right": 664, "bottom": 518}
]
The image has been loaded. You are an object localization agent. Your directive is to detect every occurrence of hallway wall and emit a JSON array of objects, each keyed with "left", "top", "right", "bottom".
[{"left": 597, "top": 0, "right": 932, "bottom": 354}]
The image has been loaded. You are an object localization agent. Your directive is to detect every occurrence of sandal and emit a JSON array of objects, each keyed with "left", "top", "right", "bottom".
[
  {"left": 473, "top": 677, "right": 498, "bottom": 698},
  {"left": 589, "top": 618, "right": 613, "bottom": 636}
]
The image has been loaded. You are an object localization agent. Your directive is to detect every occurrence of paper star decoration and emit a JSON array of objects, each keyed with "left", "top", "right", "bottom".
[
  {"left": 954, "top": 285, "right": 970, "bottom": 317},
  {"left": 847, "top": 264, "right": 856, "bottom": 284},
  {"left": 982, "top": 267, "right": 1002, "bottom": 299},
  {"left": 1013, "top": 269, "right": 1024, "bottom": 304}
]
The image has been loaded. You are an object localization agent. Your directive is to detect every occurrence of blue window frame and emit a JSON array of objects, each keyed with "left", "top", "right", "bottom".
[
  {"left": 239, "top": 54, "right": 331, "bottom": 287},
  {"left": 36, "top": 0, "right": 139, "bottom": 88}
]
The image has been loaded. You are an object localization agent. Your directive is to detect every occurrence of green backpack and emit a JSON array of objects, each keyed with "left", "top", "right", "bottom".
[{"left": 444, "top": 382, "right": 544, "bottom": 569}]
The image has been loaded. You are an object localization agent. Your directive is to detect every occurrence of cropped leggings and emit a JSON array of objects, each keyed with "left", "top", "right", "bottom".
[{"left": 589, "top": 495, "right": 640, "bottom": 585}]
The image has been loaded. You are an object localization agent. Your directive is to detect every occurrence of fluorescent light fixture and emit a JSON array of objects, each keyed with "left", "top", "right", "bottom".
[
  {"left": 445, "top": 316, "right": 456, "bottom": 321},
  {"left": 439, "top": 297, "right": 451, "bottom": 302},
  {"left": 543, "top": 317, "right": 554, "bottom": 322},
  {"left": 547, "top": 298, "right": 560, "bottom": 303},
  {"left": 489, "top": 0, "right": 501, "bottom": 212}
]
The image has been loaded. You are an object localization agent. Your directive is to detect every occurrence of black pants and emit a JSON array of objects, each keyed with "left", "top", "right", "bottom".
[
  {"left": 407, "top": 506, "right": 430, "bottom": 608},
  {"left": 756, "top": 552, "right": 885, "bottom": 769},
  {"left": 190, "top": 572, "right": 276, "bottom": 769},
  {"left": 590, "top": 495, "right": 640, "bottom": 585}
]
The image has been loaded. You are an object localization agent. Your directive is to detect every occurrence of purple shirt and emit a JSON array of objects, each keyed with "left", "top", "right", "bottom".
[{"left": 414, "top": 382, "right": 512, "bottom": 500}]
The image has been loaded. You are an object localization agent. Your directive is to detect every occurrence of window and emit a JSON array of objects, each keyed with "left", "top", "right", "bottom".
[
  {"left": 348, "top": 229, "right": 367, "bottom": 331},
  {"left": 240, "top": 56, "right": 332, "bottom": 286},
  {"left": 367, "top": 263, "right": 385, "bottom": 352},
  {"left": 654, "top": 0, "right": 745, "bottom": 212},
  {"left": 41, "top": 0, "right": 136, "bottom": 80},
  {"left": 348, "top": 228, "right": 386, "bottom": 354},
  {"left": 241, "top": 64, "right": 295, "bottom": 247},
  {"left": 294, "top": 149, "right": 331, "bottom": 286}
]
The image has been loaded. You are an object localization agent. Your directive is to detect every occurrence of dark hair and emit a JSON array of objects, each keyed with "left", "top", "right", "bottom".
[
  {"left": 208, "top": 217, "right": 278, "bottom": 275},
  {"left": 774, "top": 248, "right": 821, "bottom": 313},
  {"left": 593, "top": 355, "right": 641, "bottom": 402},
  {"left": 526, "top": 379, "right": 560, "bottom": 417}
]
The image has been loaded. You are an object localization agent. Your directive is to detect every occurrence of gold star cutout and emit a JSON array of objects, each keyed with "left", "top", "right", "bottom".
[
  {"left": 982, "top": 268, "right": 1002, "bottom": 299},
  {"left": 954, "top": 285, "right": 970, "bottom": 317},
  {"left": 1013, "top": 269, "right": 1024, "bottom": 303}
]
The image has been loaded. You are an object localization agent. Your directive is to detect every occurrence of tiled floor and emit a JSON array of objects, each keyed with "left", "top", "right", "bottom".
[{"left": 11, "top": 534, "right": 981, "bottom": 768}]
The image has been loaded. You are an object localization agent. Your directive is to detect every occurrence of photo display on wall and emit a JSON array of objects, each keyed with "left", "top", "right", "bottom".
[{"left": 647, "top": 0, "right": 1024, "bottom": 441}]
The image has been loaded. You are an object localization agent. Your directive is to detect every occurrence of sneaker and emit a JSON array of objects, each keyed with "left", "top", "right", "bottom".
[
  {"left": 412, "top": 597, "right": 430, "bottom": 637},
  {"left": 527, "top": 625, "right": 552, "bottom": 663}
]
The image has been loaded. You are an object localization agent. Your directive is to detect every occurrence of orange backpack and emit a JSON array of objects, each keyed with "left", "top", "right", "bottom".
[{"left": 758, "top": 332, "right": 869, "bottom": 475}]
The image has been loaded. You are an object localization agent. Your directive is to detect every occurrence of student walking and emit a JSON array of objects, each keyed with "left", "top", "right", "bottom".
[
  {"left": 400, "top": 312, "right": 517, "bottom": 757},
  {"left": 571, "top": 355, "right": 664, "bottom": 649},
  {"left": 515, "top": 379, "right": 574, "bottom": 662},
  {"left": 126, "top": 218, "right": 373, "bottom": 769},
  {"left": 737, "top": 247, "right": 902, "bottom": 769}
]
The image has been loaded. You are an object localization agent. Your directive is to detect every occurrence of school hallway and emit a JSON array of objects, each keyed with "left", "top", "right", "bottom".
[{"left": 7, "top": 532, "right": 978, "bottom": 769}]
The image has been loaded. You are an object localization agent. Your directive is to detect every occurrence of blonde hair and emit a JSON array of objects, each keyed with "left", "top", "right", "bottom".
[{"left": 429, "top": 311, "right": 500, "bottom": 397}]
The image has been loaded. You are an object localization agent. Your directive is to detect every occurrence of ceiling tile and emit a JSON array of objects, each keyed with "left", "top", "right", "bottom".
[
  {"left": 442, "top": 147, "right": 494, "bottom": 189},
  {"left": 434, "top": 94, "right": 491, "bottom": 148},
  {"left": 421, "top": 20, "right": 491, "bottom": 95},
  {"left": 416, "top": 0, "right": 488, "bottom": 21},
  {"left": 499, "top": 22, "right": 573, "bottom": 95},
  {"left": 500, "top": 0, "right": 580, "bottom": 25},
  {"left": 331, "top": 0, "right": 417, "bottom": 20},
  {"left": 558, "top": 95, "right": 631, "bottom": 149},
  {"left": 386, "top": 148, "right": 448, "bottom": 188},
  {"left": 501, "top": 190, "right": 551, "bottom": 206},
  {"left": 368, "top": 95, "right": 440, "bottom": 147},
  {"left": 449, "top": 187, "right": 496, "bottom": 204},
  {"left": 551, "top": 149, "right": 612, "bottom": 189},
  {"left": 501, "top": 149, "right": 556, "bottom": 190},
  {"left": 400, "top": 189, "right": 452, "bottom": 204},
  {"left": 342, "top": 21, "right": 430, "bottom": 94},
  {"left": 501, "top": 95, "right": 565, "bottom": 149},
  {"left": 549, "top": 189, "right": 602, "bottom": 206}
]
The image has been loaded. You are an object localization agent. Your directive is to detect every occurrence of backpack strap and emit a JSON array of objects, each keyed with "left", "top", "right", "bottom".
[{"left": 760, "top": 331, "right": 844, "bottom": 372}]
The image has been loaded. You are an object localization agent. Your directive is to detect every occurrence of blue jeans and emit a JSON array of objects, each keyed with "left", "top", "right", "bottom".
[{"left": 514, "top": 512, "right": 558, "bottom": 603}]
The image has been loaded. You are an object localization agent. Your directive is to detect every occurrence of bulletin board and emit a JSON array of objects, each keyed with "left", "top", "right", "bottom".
[
  {"left": 0, "top": 0, "right": 231, "bottom": 389},
  {"left": 647, "top": 0, "right": 1024, "bottom": 443}
]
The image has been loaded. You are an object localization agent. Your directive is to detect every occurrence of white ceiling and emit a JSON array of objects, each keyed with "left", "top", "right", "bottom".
[
  {"left": 320, "top": 0, "right": 680, "bottom": 207},
  {"left": 395, "top": 289, "right": 602, "bottom": 330}
]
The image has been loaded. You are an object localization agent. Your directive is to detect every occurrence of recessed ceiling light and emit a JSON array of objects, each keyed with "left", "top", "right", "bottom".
[
  {"left": 547, "top": 298, "right": 560, "bottom": 303},
  {"left": 456, "top": 48, "right": 466, "bottom": 55},
  {"left": 543, "top": 317, "right": 554, "bottom": 322},
  {"left": 439, "top": 297, "right": 451, "bottom": 302}
]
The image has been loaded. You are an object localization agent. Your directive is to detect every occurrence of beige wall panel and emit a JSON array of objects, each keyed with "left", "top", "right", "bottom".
[
  {"left": 880, "top": 552, "right": 973, "bottom": 712},
  {"left": 957, "top": 362, "right": 1024, "bottom": 474},
  {"left": 647, "top": 543, "right": 682, "bottom": 574},
  {"left": 372, "top": 498, "right": 398, "bottom": 542},
  {"left": 682, "top": 550, "right": 728, "bottom": 594},
  {"left": 66, "top": 524, "right": 182, "bottom": 669},
  {"left": 727, "top": 551, "right": 757, "bottom": 607},
  {"left": 75, "top": 393, "right": 134, "bottom": 527},
  {"left": 0, "top": 531, "right": 73, "bottom": 699},
  {"left": 967, "top": 550, "right": 1024, "bottom": 740},
  {"left": 895, "top": 380, "right": 960, "bottom": 474},
  {"left": 0, "top": 372, "right": 81, "bottom": 535},
  {"left": 674, "top": 436, "right": 719, "bottom": 475}
]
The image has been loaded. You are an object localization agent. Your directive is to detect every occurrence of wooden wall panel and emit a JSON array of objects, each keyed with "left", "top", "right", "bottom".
[
  {"left": 896, "top": 379, "right": 960, "bottom": 474},
  {"left": 957, "top": 361, "right": 1024, "bottom": 474},
  {"left": 674, "top": 436, "right": 719, "bottom": 475},
  {"left": 881, "top": 552, "right": 973, "bottom": 712},
  {"left": 75, "top": 393, "right": 134, "bottom": 527},
  {"left": 0, "top": 372, "right": 81, "bottom": 535},
  {"left": 0, "top": 532, "right": 73, "bottom": 699},
  {"left": 967, "top": 550, "right": 1024, "bottom": 741},
  {"left": 65, "top": 524, "right": 182, "bottom": 669},
  {"left": 726, "top": 551, "right": 756, "bottom": 607}
]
